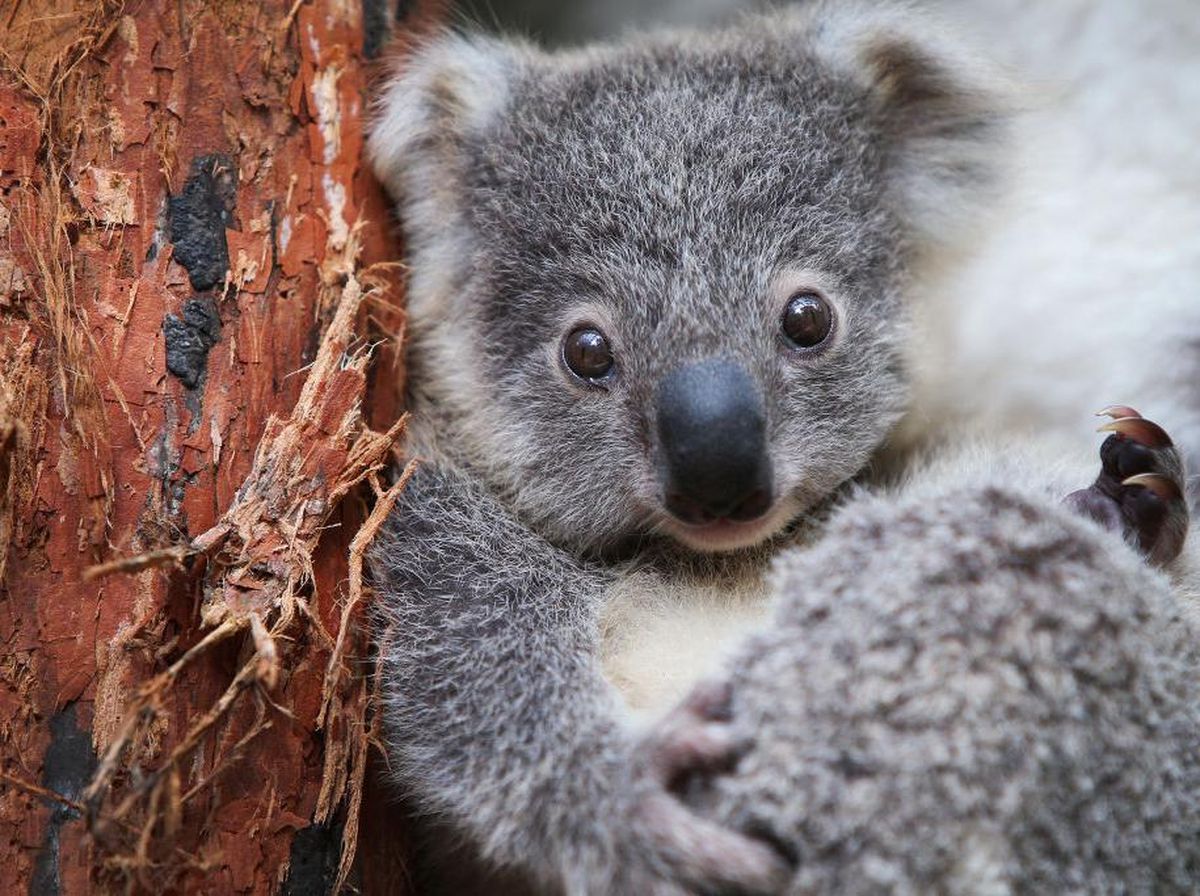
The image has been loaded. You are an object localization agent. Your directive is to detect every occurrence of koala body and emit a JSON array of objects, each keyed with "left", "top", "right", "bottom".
[{"left": 368, "top": 1, "right": 1200, "bottom": 892}]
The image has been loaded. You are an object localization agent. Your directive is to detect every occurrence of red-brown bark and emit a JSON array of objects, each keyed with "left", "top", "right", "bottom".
[{"left": 0, "top": 0, "right": 423, "bottom": 891}]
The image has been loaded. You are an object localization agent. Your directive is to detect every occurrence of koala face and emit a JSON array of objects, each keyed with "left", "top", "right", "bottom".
[
  {"left": 453, "top": 58, "right": 909, "bottom": 552},
  {"left": 371, "top": 6, "right": 1009, "bottom": 553}
]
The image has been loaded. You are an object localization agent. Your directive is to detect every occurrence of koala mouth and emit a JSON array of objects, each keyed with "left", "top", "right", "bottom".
[{"left": 659, "top": 500, "right": 796, "bottom": 553}]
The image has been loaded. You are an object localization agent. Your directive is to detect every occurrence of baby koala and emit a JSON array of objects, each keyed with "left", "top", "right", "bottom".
[{"left": 367, "top": 2, "right": 1196, "bottom": 893}]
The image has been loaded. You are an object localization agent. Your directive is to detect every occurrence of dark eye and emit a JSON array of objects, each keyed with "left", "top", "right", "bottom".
[
  {"left": 563, "top": 326, "right": 615, "bottom": 383},
  {"left": 781, "top": 292, "right": 833, "bottom": 349}
]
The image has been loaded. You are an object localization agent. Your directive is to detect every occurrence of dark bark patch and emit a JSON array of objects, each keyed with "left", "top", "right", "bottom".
[
  {"left": 163, "top": 297, "right": 222, "bottom": 390},
  {"left": 282, "top": 821, "right": 343, "bottom": 896},
  {"left": 30, "top": 705, "right": 97, "bottom": 896},
  {"left": 168, "top": 154, "right": 238, "bottom": 291}
]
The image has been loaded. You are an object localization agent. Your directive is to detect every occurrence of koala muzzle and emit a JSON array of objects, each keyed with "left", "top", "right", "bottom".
[{"left": 656, "top": 359, "right": 774, "bottom": 524}]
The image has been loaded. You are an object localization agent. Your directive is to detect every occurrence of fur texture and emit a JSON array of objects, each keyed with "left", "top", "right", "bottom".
[
  {"left": 372, "top": 463, "right": 795, "bottom": 893},
  {"left": 709, "top": 459, "right": 1200, "bottom": 894},
  {"left": 368, "top": 1, "right": 1011, "bottom": 554},
  {"left": 906, "top": 0, "right": 1200, "bottom": 478},
  {"left": 368, "top": 1, "right": 1200, "bottom": 892}
]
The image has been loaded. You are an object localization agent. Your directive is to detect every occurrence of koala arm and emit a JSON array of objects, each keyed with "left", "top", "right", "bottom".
[{"left": 370, "top": 463, "right": 788, "bottom": 895}]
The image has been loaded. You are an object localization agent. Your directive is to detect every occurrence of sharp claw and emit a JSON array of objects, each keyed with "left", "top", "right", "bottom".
[
  {"left": 1096, "top": 416, "right": 1173, "bottom": 448},
  {"left": 1122, "top": 473, "right": 1183, "bottom": 500},
  {"left": 1096, "top": 405, "right": 1143, "bottom": 420}
]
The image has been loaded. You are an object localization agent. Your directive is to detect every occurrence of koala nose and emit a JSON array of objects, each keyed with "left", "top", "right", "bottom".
[{"left": 656, "top": 359, "right": 774, "bottom": 524}]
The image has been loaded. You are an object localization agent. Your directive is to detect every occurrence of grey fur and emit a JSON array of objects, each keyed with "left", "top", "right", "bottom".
[
  {"left": 372, "top": 464, "right": 789, "bottom": 893},
  {"left": 367, "top": 2, "right": 1199, "bottom": 893},
  {"left": 368, "top": 0, "right": 1011, "bottom": 553},
  {"left": 707, "top": 469, "right": 1200, "bottom": 894}
]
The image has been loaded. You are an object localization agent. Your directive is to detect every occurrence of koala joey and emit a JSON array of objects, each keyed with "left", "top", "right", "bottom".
[{"left": 367, "top": 2, "right": 1200, "bottom": 893}]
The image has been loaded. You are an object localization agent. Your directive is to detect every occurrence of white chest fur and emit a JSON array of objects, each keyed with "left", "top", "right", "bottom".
[{"left": 600, "top": 564, "right": 774, "bottom": 723}]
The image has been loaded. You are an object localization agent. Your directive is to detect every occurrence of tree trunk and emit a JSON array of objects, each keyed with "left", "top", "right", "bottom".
[{"left": 0, "top": 1, "right": 426, "bottom": 892}]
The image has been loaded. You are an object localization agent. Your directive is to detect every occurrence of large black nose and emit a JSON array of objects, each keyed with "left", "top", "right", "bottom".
[{"left": 656, "top": 359, "right": 774, "bottom": 524}]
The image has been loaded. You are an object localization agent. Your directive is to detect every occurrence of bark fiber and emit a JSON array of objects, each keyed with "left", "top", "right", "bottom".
[{"left": 0, "top": 0, "right": 425, "bottom": 891}]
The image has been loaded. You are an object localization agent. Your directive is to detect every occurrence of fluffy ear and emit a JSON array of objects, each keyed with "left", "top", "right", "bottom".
[
  {"left": 807, "top": 1, "right": 1017, "bottom": 245},
  {"left": 368, "top": 32, "right": 529, "bottom": 318},
  {"left": 368, "top": 31, "right": 527, "bottom": 218}
]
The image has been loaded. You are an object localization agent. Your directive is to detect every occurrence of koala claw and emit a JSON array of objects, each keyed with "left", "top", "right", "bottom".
[
  {"left": 1096, "top": 404, "right": 1143, "bottom": 421},
  {"left": 625, "top": 681, "right": 792, "bottom": 895},
  {"left": 1096, "top": 413, "right": 1173, "bottom": 449},
  {"left": 1065, "top": 406, "right": 1188, "bottom": 566},
  {"left": 1121, "top": 472, "right": 1183, "bottom": 500}
]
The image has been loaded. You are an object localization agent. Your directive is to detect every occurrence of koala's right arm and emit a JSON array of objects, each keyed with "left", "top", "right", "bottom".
[{"left": 370, "top": 462, "right": 788, "bottom": 894}]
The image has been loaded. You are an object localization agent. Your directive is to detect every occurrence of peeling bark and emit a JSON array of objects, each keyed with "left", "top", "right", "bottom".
[{"left": 0, "top": 1, "right": 427, "bottom": 892}]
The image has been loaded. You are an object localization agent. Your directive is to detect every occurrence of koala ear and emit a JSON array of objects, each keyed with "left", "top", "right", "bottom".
[
  {"left": 808, "top": 2, "right": 1017, "bottom": 245},
  {"left": 368, "top": 32, "right": 529, "bottom": 320},
  {"left": 368, "top": 31, "right": 527, "bottom": 218}
]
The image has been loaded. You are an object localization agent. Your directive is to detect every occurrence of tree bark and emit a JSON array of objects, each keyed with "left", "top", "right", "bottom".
[{"left": 0, "top": 1, "right": 424, "bottom": 892}]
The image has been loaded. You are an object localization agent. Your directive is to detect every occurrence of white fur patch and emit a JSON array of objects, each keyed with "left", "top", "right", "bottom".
[
  {"left": 368, "top": 33, "right": 523, "bottom": 200},
  {"left": 601, "top": 566, "right": 772, "bottom": 723}
]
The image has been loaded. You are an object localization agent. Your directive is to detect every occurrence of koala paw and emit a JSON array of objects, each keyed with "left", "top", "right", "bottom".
[
  {"left": 1064, "top": 406, "right": 1189, "bottom": 567},
  {"left": 622, "top": 681, "right": 791, "bottom": 895}
]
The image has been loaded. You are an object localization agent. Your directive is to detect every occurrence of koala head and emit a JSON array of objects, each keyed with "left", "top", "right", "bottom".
[{"left": 370, "top": 2, "right": 1010, "bottom": 554}]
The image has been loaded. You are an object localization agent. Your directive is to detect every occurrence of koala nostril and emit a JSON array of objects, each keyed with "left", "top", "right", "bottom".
[
  {"left": 727, "top": 488, "right": 773, "bottom": 522},
  {"left": 664, "top": 492, "right": 717, "bottom": 526},
  {"left": 664, "top": 480, "right": 773, "bottom": 526}
]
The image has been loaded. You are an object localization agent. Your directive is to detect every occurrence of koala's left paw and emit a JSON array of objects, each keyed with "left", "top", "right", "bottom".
[
  {"left": 625, "top": 681, "right": 792, "bottom": 895},
  {"left": 1064, "top": 406, "right": 1188, "bottom": 566}
]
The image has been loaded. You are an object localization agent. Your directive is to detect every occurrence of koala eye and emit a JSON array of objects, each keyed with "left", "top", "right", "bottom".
[
  {"left": 780, "top": 292, "right": 833, "bottom": 350},
  {"left": 563, "top": 326, "right": 615, "bottom": 384}
]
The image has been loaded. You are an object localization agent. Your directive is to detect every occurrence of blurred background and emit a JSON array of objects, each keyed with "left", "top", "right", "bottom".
[{"left": 450, "top": 0, "right": 784, "bottom": 44}]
